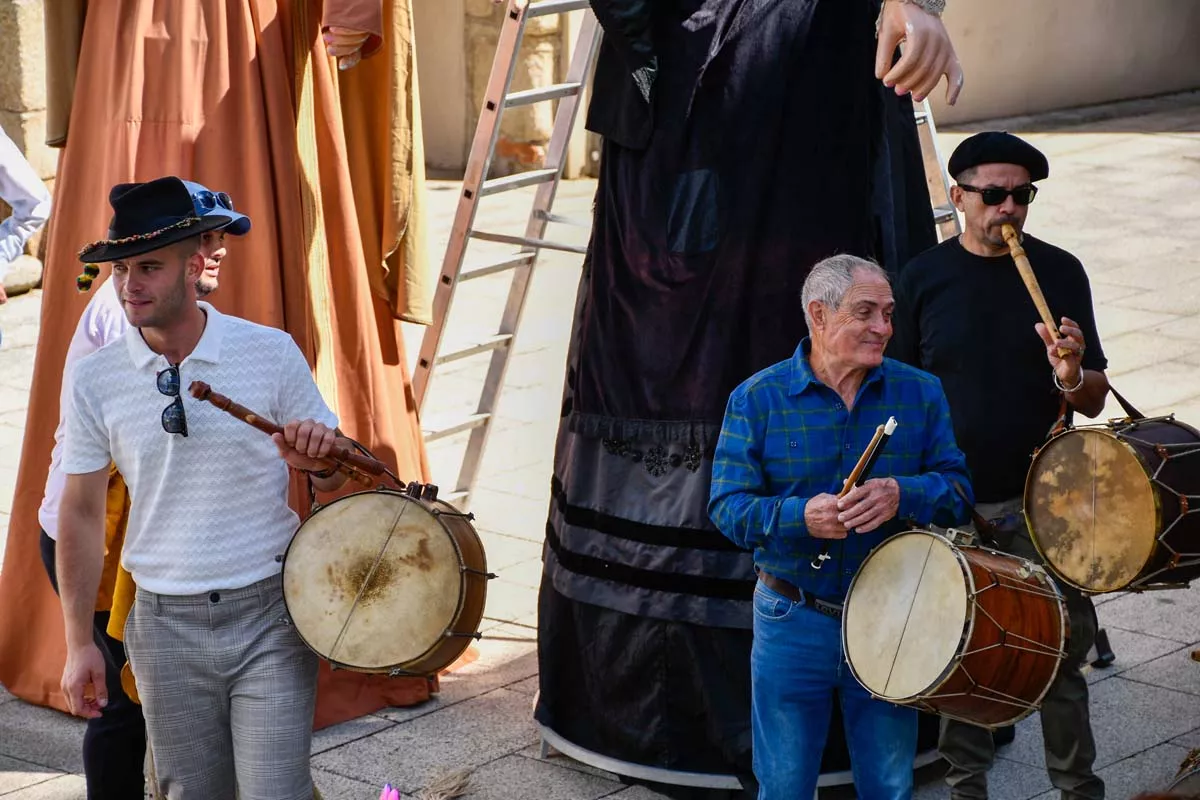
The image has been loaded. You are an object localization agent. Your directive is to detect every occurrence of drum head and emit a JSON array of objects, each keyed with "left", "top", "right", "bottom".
[
  {"left": 843, "top": 531, "right": 968, "bottom": 700},
  {"left": 1026, "top": 429, "right": 1157, "bottom": 592},
  {"left": 283, "top": 491, "right": 463, "bottom": 671}
]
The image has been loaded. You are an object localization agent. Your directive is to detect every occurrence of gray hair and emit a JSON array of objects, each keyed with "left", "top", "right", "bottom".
[{"left": 801, "top": 254, "right": 890, "bottom": 331}]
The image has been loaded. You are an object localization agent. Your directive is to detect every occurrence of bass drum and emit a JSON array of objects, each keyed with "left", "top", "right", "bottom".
[
  {"left": 282, "top": 488, "right": 488, "bottom": 676},
  {"left": 1025, "top": 417, "right": 1200, "bottom": 593},
  {"left": 843, "top": 529, "right": 1067, "bottom": 728}
]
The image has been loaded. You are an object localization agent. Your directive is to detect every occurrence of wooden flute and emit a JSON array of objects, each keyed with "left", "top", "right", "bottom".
[
  {"left": 1001, "top": 223, "right": 1071, "bottom": 358},
  {"left": 188, "top": 381, "right": 385, "bottom": 484}
]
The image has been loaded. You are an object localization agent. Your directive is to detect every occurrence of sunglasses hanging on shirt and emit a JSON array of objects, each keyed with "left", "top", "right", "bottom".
[{"left": 157, "top": 365, "right": 189, "bottom": 437}]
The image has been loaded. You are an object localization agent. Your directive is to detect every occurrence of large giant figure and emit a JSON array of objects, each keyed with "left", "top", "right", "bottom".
[
  {"left": 0, "top": 0, "right": 434, "bottom": 729},
  {"left": 534, "top": 0, "right": 964, "bottom": 790}
]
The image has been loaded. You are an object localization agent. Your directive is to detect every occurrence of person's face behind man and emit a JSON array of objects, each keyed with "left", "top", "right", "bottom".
[
  {"left": 112, "top": 237, "right": 205, "bottom": 329},
  {"left": 809, "top": 270, "right": 894, "bottom": 372},
  {"left": 953, "top": 162, "right": 1034, "bottom": 253},
  {"left": 195, "top": 230, "right": 227, "bottom": 298}
]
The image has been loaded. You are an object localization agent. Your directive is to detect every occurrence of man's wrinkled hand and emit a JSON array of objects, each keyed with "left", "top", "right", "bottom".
[
  {"left": 805, "top": 493, "right": 849, "bottom": 540},
  {"left": 837, "top": 478, "right": 900, "bottom": 533},
  {"left": 875, "top": 0, "right": 964, "bottom": 105}
]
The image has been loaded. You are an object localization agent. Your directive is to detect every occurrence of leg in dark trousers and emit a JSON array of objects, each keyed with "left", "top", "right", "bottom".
[{"left": 41, "top": 530, "right": 147, "bottom": 800}]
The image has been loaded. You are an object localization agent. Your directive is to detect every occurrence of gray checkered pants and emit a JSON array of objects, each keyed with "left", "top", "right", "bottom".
[{"left": 125, "top": 573, "right": 318, "bottom": 800}]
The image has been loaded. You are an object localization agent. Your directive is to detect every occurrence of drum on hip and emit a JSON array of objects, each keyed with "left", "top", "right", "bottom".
[
  {"left": 282, "top": 487, "right": 489, "bottom": 676},
  {"left": 842, "top": 529, "right": 1067, "bottom": 728},
  {"left": 1025, "top": 416, "right": 1200, "bottom": 593}
]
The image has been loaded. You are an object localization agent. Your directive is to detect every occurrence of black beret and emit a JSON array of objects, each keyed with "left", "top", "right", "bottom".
[{"left": 948, "top": 131, "right": 1049, "bottom": 182}]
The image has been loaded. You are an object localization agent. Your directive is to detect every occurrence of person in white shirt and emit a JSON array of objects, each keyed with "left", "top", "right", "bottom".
[
  {"left": 38, "top": 179, "right": 249, "bottom": 800},
  {"left": 0, "top": 127, "right": 51, "bottom": 342},
  {"left": 56, "top": 176, "right": 351, "bottom": 799}
]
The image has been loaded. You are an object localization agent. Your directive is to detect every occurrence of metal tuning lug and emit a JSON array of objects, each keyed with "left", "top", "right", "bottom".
[
  {"left": 406, "top": 482, "right": 423, "bottom": 498},
  {"left": 943, "top": 527, "right": 977, "bottom": 547},
  {"left": 421, "top": 483, "right": 440, "bottom": 502}
]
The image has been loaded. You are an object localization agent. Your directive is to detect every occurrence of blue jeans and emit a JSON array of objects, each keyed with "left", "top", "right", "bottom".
[{"left": 752, "top": 579, "right": 917, "bottom": 799}]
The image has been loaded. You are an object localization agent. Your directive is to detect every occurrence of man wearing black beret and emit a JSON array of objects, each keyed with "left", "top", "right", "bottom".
[{"left": 890, "top": 131, "right": 1108, "bottom": 799}]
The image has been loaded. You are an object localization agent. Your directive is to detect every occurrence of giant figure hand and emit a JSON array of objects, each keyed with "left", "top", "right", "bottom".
[
  {"left": 325, "top": 26, "right": 372, "bottom": 70},
  {"left": 876, "top": 0, "right": 965, "bottom": 105}
]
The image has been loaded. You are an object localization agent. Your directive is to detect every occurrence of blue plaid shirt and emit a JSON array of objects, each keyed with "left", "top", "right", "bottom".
[{"left": 708, "top": 339, "right": 973, "bottom": 601}]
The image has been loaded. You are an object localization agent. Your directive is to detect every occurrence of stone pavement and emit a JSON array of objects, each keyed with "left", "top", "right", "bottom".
[{"left": 2, "top": 91, "right": 1200, "bottom": 798}]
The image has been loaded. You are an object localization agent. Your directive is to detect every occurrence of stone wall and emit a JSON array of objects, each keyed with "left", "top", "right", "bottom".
[
  {"left": 464, "top": 0, "right": 563, "bottom": 176},
  {"left": 0, "top": 0, "right": 54, "bottom": 288}
]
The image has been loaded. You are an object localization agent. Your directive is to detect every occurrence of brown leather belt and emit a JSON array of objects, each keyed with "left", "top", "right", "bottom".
[{"left": 758, "top": 570, "right": 844, "bottom": 620}]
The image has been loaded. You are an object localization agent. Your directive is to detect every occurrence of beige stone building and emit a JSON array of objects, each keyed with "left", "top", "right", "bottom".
[{"left": 415, "top": 0, "right": 1200, "bottom": 176}]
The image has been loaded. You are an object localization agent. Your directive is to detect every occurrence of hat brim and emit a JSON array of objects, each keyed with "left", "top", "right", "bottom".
[{"left": 80, "top": 215, "right": 231, "bottom": 264}]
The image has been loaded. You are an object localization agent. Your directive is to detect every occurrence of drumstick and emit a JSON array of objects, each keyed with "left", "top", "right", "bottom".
[
  {"left": 188, "top": 381, "right": 383, "bottom": 484},
  {"left": 1001, "top": 224, "right": 1071, "bottom": 358},
  {"left": 811, "top": 417, "right": 897, "bottom": 570}
]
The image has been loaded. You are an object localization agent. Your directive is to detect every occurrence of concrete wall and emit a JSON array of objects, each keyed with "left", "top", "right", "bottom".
[{"left": 930, "top": 0, "right": 1200, "bottom": 125}]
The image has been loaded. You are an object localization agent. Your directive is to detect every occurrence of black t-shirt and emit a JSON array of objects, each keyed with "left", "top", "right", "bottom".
[{"left": 890, "top": 235, "right": 1108, "bottom": 502}]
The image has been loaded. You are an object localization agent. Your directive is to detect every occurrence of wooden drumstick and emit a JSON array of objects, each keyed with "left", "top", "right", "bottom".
[
  {"left": 188, "top": 381, "right": 383, "bottom": 485},
  {"left": 812, "top": 417, "right": 897, "bottom": 570},
  {"left": 1001, "top": 223, "right": 1071, "bottom": 358}
]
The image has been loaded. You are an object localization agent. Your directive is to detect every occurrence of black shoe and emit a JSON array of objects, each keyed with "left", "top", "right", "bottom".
[
  {"left": 993, "top": 725, "right": 1016, "bottom": 748},
  {"left": 1092, "top": 628, "right": 1116, "bottom": 668}
]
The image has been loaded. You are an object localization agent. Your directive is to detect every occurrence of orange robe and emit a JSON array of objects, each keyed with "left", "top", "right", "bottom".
[{"left": 0, "top": 0, "right": 435, "bottom": 728}]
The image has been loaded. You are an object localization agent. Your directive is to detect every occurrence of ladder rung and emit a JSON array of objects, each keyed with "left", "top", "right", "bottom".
[
  {"left": 506, "top": 82, "right": 582, "bottom": 108},
  {"left": 526, "top": 0, "right": 591, "bottom": 17},
  {"left": 933, "top": 204, "right": 957, "bottom": 224},
  {"left": 436, "top": 334, "right": 514, "bottom": 366},
  {"left": 479, "top": 168, "right": 559, "bottom": 197},
  {"left": 537, "top": 210, "right": 589, "bottom": 227},
  {"left": 424, "top": 414, "right": 492, "bottom": 443},
  {"left": 460, "top": 253, "right": 536, "bottom": 282},
  {"left": 470, "top": 230, "right": 587, "bottom": 255}
]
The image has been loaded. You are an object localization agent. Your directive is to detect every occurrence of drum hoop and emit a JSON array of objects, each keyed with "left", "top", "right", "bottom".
[
  {"left": 281, "top": 488, "right": 472, "bottom": 672},
  {"left": 842, "top": 530, "right": 978, "bottom": 702},
  {"left": 1024, "top": 425, "right": 1164, "bottom": 593}
]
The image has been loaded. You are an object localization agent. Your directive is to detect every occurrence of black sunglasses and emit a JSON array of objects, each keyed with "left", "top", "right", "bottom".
[
  {"left": 958, "top": 183, "right": 1037, "bottom": 206},
  {"left": 192, "top": 190, "right": 235, "bottom": 212},
  {"left": 156, "top": 366, "right": 189, "bottom": 437}
]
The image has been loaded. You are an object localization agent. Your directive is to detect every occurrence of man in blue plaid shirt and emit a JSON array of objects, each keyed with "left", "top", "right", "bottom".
[{"left": 709, "top": 254, "right": 972, "bottom": 799}]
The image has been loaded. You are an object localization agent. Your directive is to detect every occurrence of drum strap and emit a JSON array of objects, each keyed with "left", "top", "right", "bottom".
[
  {"left": 1108, "top": 385, "right": 1145, "bottom": 420},
  {"left": 949, "top": 479, "right": 996, "bottom": 544},
  {"left": 1047, "top": 384, "right": 1145, "bottom": 440}
]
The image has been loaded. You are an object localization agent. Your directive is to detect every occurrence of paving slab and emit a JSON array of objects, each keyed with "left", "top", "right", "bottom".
[
  {"left": 452, "top": 752, "right": 621, "bottom": 800},
  {"left": 1120, "top": 645, "right": 1200, "bottom": 698},
  {"left": 909, "top": 755, "right": 1055, "bottom": 800},
  {"left": 1029, "top": 742, "right": 1194, "bottom": 800},
  {"left": 0, "top": 701, "right": 85, "bottom": 774},
  {"left": 999, "top": 677, "right": 1200, "bottom": 772},
  {"left": 0, "top": 756, "right": 66, "bottom": 796},
  {"left": 1083, "top": 626, "right": 1189, "bottom": 685},
  {"left": 312, "top": 687, "right": 539, "bottom": 794},
  {"left": 1098, "top": 586, "right": 1200, "bottom": 645},
  {"left": 0, "top": 774, "right": 87, "bottom": 800},
  {"left": 375, "top": 625, "right": 536, "bottom": 725}
]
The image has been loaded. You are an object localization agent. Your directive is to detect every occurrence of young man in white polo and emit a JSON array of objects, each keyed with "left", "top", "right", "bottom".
[
  {"left": 38, "top": 179, "right": 250, "bottom": 799},
  {"left": 56, "top": 176, "right": 351, "bottom": 799}
]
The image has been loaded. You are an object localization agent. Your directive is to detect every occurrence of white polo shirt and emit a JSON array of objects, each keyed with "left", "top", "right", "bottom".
[{"left": 62, "top": 303, "right": 338, "bottom": 595}]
